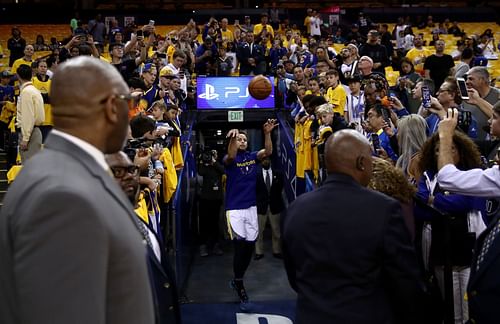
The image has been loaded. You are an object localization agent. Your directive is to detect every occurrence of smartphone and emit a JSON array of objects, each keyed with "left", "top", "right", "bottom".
[
  {"left": 149, "top": 20, "right": 155, "bottom": 26},
  {"left": 234, "top": 19, "right": 239, "bottom": 25},
  {"left": 421, "top": 86, "right": 431, "bottom": 109},
  {"left": 371, "top": 133, "right": 381, "bottom": 152},
  {"left": 136, "top": 29, "right": 143, "bottom": 37},
  {"left": 381, "top": 108, "right": 391, "bottom": 124},
  {"left": 456, "top": 77, "right": 469, "bottom": 100},
  {"left": 458, "top": 110, "right": 472, "bottom": 129}
]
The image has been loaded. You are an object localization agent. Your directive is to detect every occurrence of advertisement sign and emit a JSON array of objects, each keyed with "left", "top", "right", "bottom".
[{"left": 197, "top": 76, "right": 274, "bottom": 109}]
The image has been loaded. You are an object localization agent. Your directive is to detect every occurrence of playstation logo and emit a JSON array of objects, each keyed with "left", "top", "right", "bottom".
[{"left": 198, "top": 84, "right": 219, "bottom": 100}]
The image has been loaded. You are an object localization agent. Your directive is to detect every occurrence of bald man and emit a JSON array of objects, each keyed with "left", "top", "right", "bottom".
[
  {"left": 283, "top": 129, "right": 421, "bottom": 324},
  {"left": 0, "top": 57, "right": 155, "bottom": 324}
]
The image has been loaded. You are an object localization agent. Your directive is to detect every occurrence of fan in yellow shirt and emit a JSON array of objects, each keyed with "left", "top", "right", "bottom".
[
  {"left": 31, "top": 60, "right": 53, "bottom": 141},
  {"left": 324, "top": 70, "right": 347, "bottom": 116},
  {"left": 405, "top": 35, "right": 433, "bottom": 76}
]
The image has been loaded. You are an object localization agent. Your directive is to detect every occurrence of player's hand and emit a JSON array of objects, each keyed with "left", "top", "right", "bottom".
[
  {"left": 226, "top": 129, "right": 239, "bottom": 138},
  {"left": 263, "top": 119, "right": 278, "bottom": 134}
]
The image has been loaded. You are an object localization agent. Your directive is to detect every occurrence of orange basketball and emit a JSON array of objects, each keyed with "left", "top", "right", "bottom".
[{"left": 248, "top": 75, "right": 272, "bottom": 100}]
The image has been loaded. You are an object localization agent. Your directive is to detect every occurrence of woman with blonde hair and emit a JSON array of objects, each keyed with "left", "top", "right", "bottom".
[
  {"left": 396, "top": 114, "right": 428, "bottom": 185},
  {"left": 368, "top": 157, "right": 416, "bottom": 240}
]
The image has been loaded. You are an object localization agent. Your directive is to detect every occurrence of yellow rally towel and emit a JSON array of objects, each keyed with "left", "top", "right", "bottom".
[
  {"left": 159, "top": 147, "right": 178, "bottom": 203},
  {"left": 7, "top": 165, "right": 22, "bottom": 184},
  {"left": 134, "top": 192, "right": 149, "bottom": 224}
]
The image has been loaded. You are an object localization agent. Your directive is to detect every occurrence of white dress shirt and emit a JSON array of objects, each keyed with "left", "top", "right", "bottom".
[
  {"left": 262, "top": 168, "right": 273, "bottom": 187},
  {"left": 51, "top": 129, "right": 109, "bottom": 172},
  {"left": 437, "top": 164, "right": 500, "bottom": 198}
]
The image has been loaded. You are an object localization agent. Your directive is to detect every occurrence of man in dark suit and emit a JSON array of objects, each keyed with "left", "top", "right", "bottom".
[
  {"left": 236, "top": 32, "right": 266, "bottom": 75},
  {"left": 106, "top": 151, "right": 181, "bottom": 324},
  {"left": 0, "top": 57, "right": 154, "bottom": 324},
  {"left": 282, "top": 129, "right": 421, "bottom": 324},
  {"left": 255, "top": 157, "right": 284, "bottom": 260}
]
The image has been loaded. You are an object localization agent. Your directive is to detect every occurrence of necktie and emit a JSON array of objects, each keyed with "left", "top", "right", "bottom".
[
  {"left": 250, "top": 43, "right": 253, "bottom": 55},
  {"left": 476, "top": 218, "right": 500, "bottom": 271},
  {"left": 265, "top": 170, "right": 271, "bottom": 193}
]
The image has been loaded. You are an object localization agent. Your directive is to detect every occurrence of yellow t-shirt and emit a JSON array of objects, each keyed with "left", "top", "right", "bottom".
[
  {"left": 325, "top": 84, "right": 347, "bottom": 115},
  {"left": 12, "top": 58, "right": 33, "bottom": 95},
  {"left": 304, "top": 90, "right": 322, "bottom": 96},
  {"left": 405, "top": 47, "right": 433, "bottom": 75},
  {"left": 32, "top": 76, "right": 53, "bottom": 126},
  {"left": 253, "top": 24, "right": 274, "bottom": 38},
  {"left": 220, "top": 29, "right": 234, "bottom": 42},
  {"left": 304, "top": 16, "right": 311, "bottom": 34}
]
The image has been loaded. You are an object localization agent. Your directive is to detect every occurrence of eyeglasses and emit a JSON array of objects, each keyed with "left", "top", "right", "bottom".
[
  {"left": 100, "top": 93, "right": 141, "bottom": 110},
  {"left": 110, "top": 165, "right": 140, "bottom": 178}
]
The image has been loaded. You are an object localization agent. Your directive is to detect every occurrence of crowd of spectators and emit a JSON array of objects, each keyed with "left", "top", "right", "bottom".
[{"left": 0, "top": 7, "right": 499, "bottom": 322}]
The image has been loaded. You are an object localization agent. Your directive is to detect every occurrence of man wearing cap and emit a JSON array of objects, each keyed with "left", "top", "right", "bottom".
[
  {"left": 109, "top": 40, "right": 147, "bottom": 82},
  {"left": 359, "top": 30, "right": 389, "bottom": 76},
  {"left": 346, "top": 24, "right": 364, "bottom": 45},
  {"left": 195, "top": 36, "right": 217, "bottom": 75},
  {"left": 238, "top": 16, "right": 254, "bottom": 34},
  {"left": 16, "top": 64, "right": 44, "bottom": 162}
]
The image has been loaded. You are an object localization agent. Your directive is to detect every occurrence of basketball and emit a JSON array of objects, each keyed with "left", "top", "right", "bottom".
[{"left": 248, "top": 75, "right": 272, "bottom": 100}]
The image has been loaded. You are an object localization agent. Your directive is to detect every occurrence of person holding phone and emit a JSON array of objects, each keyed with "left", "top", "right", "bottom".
[
  {"left": 366, "top": 104, "right": 398, "bottom": 162},
  {"left": 424, "top": 77, "right": 478, "bottom": 139},
  {"left": 462, "top": 67, "right": 499, "bottom": 141}
]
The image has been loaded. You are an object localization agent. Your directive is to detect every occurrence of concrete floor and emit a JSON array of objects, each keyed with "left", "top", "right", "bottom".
[{"left": 183, "top": 228, "right": 297, "bottom": 304}]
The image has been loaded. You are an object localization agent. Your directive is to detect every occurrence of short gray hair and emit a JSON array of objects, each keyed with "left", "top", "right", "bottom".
[{"left": 468, "top": 66, "right": 490, "bottom": 82}]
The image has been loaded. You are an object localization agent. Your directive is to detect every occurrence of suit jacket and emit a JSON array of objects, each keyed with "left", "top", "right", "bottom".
[
  {"left": 282, "top": 173, "right": 421, "bottom": 324},
  {"left": 256, "top": 167, "right": 285, "bottom": 215},
  {"left": 0, "top": 134, "right": 155, "bottom": 324},
  {"left": 139, "top": 220, "right": 181, "bottom": 324},
  {"left": 467, "top": 213, "right": 500, "bottom": 324},
  {"left": 236, "top": 42, "right": 266, "bottom": 75}
]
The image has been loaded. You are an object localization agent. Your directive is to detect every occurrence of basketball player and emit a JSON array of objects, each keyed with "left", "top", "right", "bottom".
[{"left": 225, "top": 119, "right": 277, "bottom": 310}]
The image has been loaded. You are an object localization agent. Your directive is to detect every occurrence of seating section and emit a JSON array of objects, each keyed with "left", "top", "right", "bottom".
[{"left": 1, "top": 22, "right": 500, "bottom": 85}]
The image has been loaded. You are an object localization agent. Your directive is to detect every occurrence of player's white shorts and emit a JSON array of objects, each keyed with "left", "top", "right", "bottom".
[{"left": 226, "top": 206, "right": 258, "bottom": 241}]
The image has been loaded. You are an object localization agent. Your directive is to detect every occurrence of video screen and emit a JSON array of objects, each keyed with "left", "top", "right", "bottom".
[{"left": 197, "top": 76, "right": 275, "bottom": 109}]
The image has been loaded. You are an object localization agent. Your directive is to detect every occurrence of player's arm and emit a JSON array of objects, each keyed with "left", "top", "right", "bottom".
[
  {"left": 224, "top": 129, "right": 239, "bottom": 165},
  {"left": 257, "top": 119, "right": 277, "bottom": 161}
]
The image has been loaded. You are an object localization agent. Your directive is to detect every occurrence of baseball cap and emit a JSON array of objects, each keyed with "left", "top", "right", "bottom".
[
  {"left": 159, "top": 66, "right": 175, "bottom": 78},
  {"left": 142, "top": 63, "right": 155, "bottom": 74},
  {"left": 108, "top": 42, "right": 124, "bottom": 52},
  {"left": 0, "top": 70, "right": 12, "bottom": 78},
  {"left": 352, "top": 24, "right": 359, "bottom": 29}
]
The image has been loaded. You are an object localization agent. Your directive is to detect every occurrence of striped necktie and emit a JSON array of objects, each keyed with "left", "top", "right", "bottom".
[{"left": 476, "top": 219, "right": 500, "bottom": 271}]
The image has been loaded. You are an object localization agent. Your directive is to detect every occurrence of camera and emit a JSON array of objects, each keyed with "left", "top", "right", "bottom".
[{"left": 201, "top": 150, "right": 214, "bottom": 164}]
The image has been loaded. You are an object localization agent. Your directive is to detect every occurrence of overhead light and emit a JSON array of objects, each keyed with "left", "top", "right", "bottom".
[
  {"left": 193, "top": 10, "right": 196, "bottom": 13},
  {"left": 255, "top": 5, "right": 259, "bottom": 8}
]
